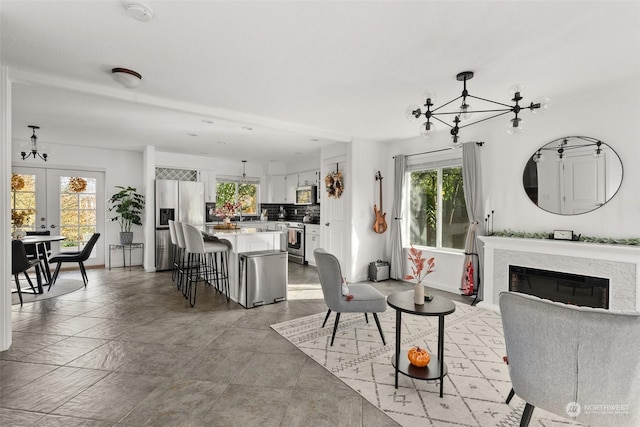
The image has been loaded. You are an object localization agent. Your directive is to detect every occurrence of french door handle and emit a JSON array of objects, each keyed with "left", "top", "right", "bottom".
[{"left": 50, "top": 224, "right": 57, "bottom": 229}]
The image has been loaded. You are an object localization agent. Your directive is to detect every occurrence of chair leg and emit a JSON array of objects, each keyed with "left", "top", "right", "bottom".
[
  {"left": 322, "top": 309, "right": 332, "bottom": 328},
  {"left": 505, "top": 387, "right": 515, "bottom": 404},
  {"left": 372, "top": 313, "right": 385, "bottom": 346},
  {"left": 22, "top": 272, "right": 37, "bottom": 294},
  {"left": 13, "top": 274, "right": 23, "bottom": 306},
  {"left": 79, "top": 262, "right": 88, "bottom": 286},
  {"left": 50, "top": 263, "right": 62, "bottom": 291},
  {"left": 364, "top": 313, "right": 369, "bottom": 323},
  {"left": 520, "top": 403, "right": 534, "bottom": 427},
  {"left": 330, "top": 312, "right": 341, "bottom": 346}
]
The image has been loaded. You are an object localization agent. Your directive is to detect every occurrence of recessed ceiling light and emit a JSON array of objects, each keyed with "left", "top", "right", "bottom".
[
  {"left": 187, "top": 133, "right": 198, "bottom": 137},
  {"left": 242, "top": 126, "right": 253, "bottom": 131},
  {"left": 310, "top": 138, "right": 319, "bottom": 142},
  {"left": 202, "top": 119, "right": 214, "bottom": 124},
  {"left": 125, "top": 2, "right": 153, "bottom": 22},
  {"left": 217, "top": 141, "right": 227, "bottom": 145}
]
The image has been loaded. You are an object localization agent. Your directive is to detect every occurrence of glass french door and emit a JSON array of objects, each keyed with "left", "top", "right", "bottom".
[{"left": 11, "top": 167, "right": 105, "bottom": 266}]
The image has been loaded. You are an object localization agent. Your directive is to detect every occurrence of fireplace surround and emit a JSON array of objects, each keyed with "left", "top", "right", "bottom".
[{"left": 478, "top": 236, "right": 639, "bottom": 311}]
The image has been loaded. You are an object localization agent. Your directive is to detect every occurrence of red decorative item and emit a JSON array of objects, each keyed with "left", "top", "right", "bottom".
[{"left": 462, "top": 261, "right": 474, "bottom": 296}]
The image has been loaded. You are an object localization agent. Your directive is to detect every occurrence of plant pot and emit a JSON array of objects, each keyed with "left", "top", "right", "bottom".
[{"left": 120, "top": 231, "right": 133, "bottom": 245}]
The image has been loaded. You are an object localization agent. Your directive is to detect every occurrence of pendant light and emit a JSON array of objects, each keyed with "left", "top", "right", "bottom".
[{"left": 21, "top": 125, "right": 48, "bottom": 161}]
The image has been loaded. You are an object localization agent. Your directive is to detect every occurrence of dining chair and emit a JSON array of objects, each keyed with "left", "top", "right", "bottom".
[
  {"left": 25, "top": 230, "right": 52, "bottom": 282},
  {"left": 49, "top": 233, "right": 100, "bottom": 288},
  {"left": 314, "top": 248, "right": 387, "bottom": 346},
  {"left": 11, "top": 239, "right": 42, "bottom": 305}
]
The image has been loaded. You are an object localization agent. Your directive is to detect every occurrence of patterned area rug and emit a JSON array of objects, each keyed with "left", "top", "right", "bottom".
[
  {"left": 11, "top": 279, "right": 85, "bottom": 305},
  {"left": 271, "top": 301, "right": 583, "bottom": 427}
]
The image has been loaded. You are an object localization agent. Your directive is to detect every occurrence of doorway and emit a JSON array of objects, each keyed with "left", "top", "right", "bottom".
[{"left": 11, "top": 166, "right": 105, "bottom": 266}]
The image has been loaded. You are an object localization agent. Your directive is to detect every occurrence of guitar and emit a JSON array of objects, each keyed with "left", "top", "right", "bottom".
[{"left": 373, "top": 171, "right": 387, "bottom": 234}]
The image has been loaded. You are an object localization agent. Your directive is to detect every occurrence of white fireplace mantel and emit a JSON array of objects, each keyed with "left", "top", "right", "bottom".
[{"left": 478, "top": 236, "right": 640, "bottom": 312}]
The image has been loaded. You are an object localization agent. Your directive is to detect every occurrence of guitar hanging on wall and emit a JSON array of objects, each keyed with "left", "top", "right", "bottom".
[{"left": 373, "top": 171, "right": 387, "bottom": 234}]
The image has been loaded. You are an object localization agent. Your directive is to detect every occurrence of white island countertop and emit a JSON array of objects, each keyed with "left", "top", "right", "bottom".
[{"left": 202, "top": 226, "right": 284, "bottom": 237}]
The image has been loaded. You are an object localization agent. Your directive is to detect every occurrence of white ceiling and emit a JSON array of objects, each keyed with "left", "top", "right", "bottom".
[{"left": 2, "top": 1, "right": 638, "bottom": 162}]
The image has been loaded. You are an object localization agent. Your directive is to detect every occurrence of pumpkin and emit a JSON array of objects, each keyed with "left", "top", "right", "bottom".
[{"left": 407, "top": 346, "right": 430, "bottom": 367}]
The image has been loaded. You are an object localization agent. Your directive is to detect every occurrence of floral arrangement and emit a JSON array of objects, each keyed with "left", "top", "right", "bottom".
[
  {"left": 215, "top": 202, "right": 241, "bottom": 219},
  {"left": 68, "top": 177, "right": 88, "bottom": 193},
  {"left": 405, "top": 245, "right": 435, "bottom": 284},
  {"left": 11, "top": 174, "right": 25, "bottom": 191},
  {"left": 324, "top": 171, "right": 344, "bottom": 199},
  {"left": 11, "top": 209, "right": 34, "bottom": 228}
]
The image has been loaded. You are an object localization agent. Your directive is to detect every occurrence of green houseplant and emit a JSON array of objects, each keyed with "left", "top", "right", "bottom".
[{"left": 108, "top": 186, "right": 145, "bottom": 244}]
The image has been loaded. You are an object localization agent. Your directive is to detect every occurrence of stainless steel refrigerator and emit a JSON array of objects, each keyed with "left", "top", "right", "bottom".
[{"left": 155, "top": 180, "right": 204, "bottom": 271}]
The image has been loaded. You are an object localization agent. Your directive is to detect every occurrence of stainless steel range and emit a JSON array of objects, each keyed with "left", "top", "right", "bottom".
[{"left": 284, "top": 222, "right": 305, "bottom": 264}]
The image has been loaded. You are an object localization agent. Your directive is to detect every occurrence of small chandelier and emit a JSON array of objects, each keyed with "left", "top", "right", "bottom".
[
  {"left": 21, "top": 125, "right": 48, "bottom": 161},
  {"left": 406, "top": 71, "right": 549, "bottom": 145}
]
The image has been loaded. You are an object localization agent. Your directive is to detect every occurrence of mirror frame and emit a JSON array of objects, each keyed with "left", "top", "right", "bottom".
[{"left": 523, "top": 136, "right": 623, "bottom": 215}]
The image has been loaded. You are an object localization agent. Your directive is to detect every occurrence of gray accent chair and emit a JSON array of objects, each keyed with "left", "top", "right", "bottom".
[
  {"left": 499, "top": 291, "right": 640, "bottom": 426},
  {"left": 314, "top": 248, "right": 387, "bottom": 346}
]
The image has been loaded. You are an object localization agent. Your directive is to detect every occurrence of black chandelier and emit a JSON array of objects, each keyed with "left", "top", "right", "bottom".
[
  {"left": 21, "top": 125, "right": 48, "bottom": 161},
  {"left": 406, "top": 71, "right": 549, "bottom": 145}
]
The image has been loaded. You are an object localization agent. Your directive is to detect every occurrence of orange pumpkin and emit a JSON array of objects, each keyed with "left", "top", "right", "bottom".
[{"left": 407, "top": 346, "right": 430, "bottom": 367}]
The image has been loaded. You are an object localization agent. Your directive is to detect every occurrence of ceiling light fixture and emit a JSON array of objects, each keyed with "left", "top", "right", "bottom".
[
  {"left": 111, "top": 67, "right": 142, "bottom": 88},
  {"left": 241, "top": 160, "right": 247, "bottom": 182},
  {"left": 531, "top": 136, "right": 604, "bottom": 163},
  {"left": 125, "top": 2, "right": 153, "bottom": 22},
  {"left": 21, "top": 125, "right": 48, "bottom": 161},
  {"left": 406, "top": 71, "right": 550, "bottom": 145}
]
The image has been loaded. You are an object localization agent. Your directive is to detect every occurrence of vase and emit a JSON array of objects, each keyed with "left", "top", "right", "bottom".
[
  {"left": 414, "top": 283, "right": 425, "bottom": 305},
  {"left": 223, "top": 217, "right": 231, "bottom": 226}
]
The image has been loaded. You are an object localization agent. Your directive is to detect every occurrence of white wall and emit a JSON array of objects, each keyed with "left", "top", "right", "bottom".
[
  {"left": 383, "top": 77, "right": 640, "bottom": 294},
  {"left": 11, "top": 142, "right": 145, "bottom": 267}
]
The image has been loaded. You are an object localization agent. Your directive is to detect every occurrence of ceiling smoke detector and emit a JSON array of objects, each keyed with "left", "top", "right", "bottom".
[
  {"left": 111, "top": 67, "right": 142, "bottom": 88},
  {"left": 125, "top": 2, "right": 153, "bottom": 22}
]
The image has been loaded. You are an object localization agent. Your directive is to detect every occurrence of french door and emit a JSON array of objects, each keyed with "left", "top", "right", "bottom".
[{"left": 11, "top": 167, "right": 105, "bottom": 266}]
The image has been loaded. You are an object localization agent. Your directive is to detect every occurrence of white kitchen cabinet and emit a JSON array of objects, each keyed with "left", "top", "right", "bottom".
[
  {"left": 298, "top": 171, "right": 316, "bottom": 186},
  {"left": 305, "top": 224, "right": 321, "bottom": 266},
  {"left": 199, "top": 170, "right": 216, "bottom": 202},
  {"left": 266, "top": 174, "right": 287, "bottom": 203},
  {"left": 285, "top": 173, "right": 298, "bottom": 203}
]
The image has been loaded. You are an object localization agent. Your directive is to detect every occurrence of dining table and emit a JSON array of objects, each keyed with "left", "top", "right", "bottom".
[{"left": 21, "top": 235, "right": 66, "bottom": 292}]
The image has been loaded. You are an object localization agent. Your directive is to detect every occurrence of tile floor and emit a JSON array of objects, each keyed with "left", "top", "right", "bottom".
[{"left": 2, "top": 262, "right": 470, "bottom": 426}]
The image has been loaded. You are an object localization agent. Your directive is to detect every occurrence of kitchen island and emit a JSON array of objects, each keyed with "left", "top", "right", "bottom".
[{"left": 201, "top": 226, "right": 285, "bottom": 303}]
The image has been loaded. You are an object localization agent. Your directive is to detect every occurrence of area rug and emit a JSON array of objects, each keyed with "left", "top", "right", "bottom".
[
  {"left": 11, "top": 279, "right": 85, "bottom": 305},
  {"left": 271, "top": 301, "right": 583, "bottom": 427}
]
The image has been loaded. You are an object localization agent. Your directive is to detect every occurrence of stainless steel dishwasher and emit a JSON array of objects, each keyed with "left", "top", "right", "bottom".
[{"left": 238, "top": 250, "right": 288, "bottom": 308}]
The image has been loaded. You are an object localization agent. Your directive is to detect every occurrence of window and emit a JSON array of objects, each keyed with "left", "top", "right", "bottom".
[
  {"left": 216, "top": 178, "right": 259, "bottom": 215},
  {"left": 59, "top": 176, "right": 97, "bottom": 252},
  {"left": 405, "top": 160, "right": 468, "bottom": 250},
  {"left": 11, "top": 173, "right": 37, "bottom": 232}
]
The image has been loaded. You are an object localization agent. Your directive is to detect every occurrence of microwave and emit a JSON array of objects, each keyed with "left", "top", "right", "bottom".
[{"left": 295, "top": 185, "right": 317, "bottom": 205}]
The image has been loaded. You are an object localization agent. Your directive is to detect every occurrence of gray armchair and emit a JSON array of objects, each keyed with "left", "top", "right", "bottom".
[
  {"left": 314, "top": 248, "right": 386, "bottom": 346},
  {"left": 499, "top": 291, "right": 640, "bottom": 426}
]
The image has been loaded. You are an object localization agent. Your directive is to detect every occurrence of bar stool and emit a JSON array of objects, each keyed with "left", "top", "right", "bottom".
[
  {"left": 168, "top": 220, "right": 179, "bottom": 283},
  {"left": 181, "top": 223, "right": 229, "bottom": 306},
  {"left": 173, "top": 221, "right": 189, "bottom": 294},
  {"left": 207, "top": 236, "right": 232, "bottom": 301}
]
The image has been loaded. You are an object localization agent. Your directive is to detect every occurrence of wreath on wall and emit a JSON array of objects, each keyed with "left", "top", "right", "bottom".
[
  {"left": 69, "top": 177, "right": 88, "bottom": 193},
  {"left": 324, "top": 170, "right": 344, "bottom": 199},
  {"left": 11, "top": 174, "right": 25, "bottom": 191}
]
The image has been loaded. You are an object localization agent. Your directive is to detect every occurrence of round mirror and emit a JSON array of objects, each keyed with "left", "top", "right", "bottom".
[{"left": 522, "top": 136, "right": 623, "bottom": 215}]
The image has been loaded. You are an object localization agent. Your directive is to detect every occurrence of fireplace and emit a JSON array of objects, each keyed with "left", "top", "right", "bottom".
[
  {"left": 478, "top": 236, "right": 638, "bottom": 311},
  {"left": 509, "top": 265, "right": 609, "bottom": 309}
]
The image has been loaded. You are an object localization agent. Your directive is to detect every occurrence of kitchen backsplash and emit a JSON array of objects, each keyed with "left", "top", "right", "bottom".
[{"left": 261, "top": 203, "right": 320, "bottom": 223}]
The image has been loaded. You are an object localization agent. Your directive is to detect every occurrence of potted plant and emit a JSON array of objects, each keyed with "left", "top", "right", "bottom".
[
  {"left": 108, "top": 186, "right": 145, "bottom": 244},
  {"left": 405, "top": 245, "right": 435, "bottom": 305}
]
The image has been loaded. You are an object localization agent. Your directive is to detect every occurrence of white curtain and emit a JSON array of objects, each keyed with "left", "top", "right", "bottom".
[
  {"left": 460, "top": 142, "right": 484, "bottom": 301},
  {"left": 389, "top": 155, "right": 405, "bottom": 279}
]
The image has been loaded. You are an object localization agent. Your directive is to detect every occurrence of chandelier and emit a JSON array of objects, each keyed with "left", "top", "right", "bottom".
[
  {"left": 532, "top": 136, "right": 604, "bottom": 163},
  {"left": 21, "top": 125, "right": 48, "bottom": 161},
  {"left": 406, "top": 71, "right": 549, "bottom": 145}
]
